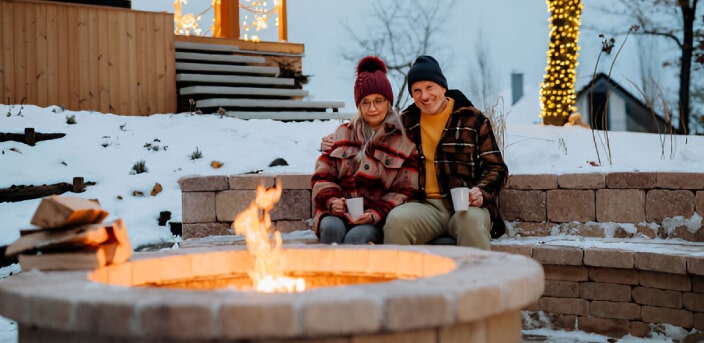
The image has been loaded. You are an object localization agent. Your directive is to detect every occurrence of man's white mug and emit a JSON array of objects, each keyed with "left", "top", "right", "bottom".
[
  {"left": 450, "top": 187, "right": 470, "bottom": 212},
  {"left": 346, "top": 197, "right": 364, "bottom": 220}
]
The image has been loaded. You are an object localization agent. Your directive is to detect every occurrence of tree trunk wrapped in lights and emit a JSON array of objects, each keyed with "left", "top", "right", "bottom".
[{"left": 540, "top": 0, "right": 582, "bottom": 126}]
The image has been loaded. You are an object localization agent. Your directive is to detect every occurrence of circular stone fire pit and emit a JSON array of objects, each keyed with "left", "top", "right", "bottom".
[{"left": 0, "top": 244, "right": 544, "bottom": 342}]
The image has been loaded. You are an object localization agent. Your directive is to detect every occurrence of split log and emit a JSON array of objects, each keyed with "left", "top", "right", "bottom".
[{"left": 30, "top": 195, "right": 108, "bottom": 229}]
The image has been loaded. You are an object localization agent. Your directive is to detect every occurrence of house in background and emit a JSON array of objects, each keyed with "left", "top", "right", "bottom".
[{"left": 575, "top": 73, "right": 675, "bottom": 134}]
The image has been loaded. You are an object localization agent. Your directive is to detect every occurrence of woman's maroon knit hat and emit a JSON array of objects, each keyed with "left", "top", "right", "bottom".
[{"left": 354, "top": 56, "right": 394, "bottom": 106}]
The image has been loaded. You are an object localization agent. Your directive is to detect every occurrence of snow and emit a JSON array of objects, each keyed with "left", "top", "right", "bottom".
[{"left": 1, "top": 103, "right": 703, "bottom": 342}]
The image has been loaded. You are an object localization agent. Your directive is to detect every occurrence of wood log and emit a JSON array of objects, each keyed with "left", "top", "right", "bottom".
[
  {"left": 0, "top": 130, "right": 66, "bottom": 145},
  {"left": 0, "top": 179, "right": 96, "bottom": 203},
  {"left": 30, "top": 195, "right": 108, "bottom": 229},
  {"left": 5, "top": 222, "right": 110, "bottom": 256},
  {"left": 15, "top": 218, "right": 132, "bottom": 271},
  {"left": 18, "top": 244, "right": 117, "bottom": 271}
]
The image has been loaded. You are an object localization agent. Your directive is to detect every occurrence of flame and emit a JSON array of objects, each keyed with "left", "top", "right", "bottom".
[{"left": 232, "top": 178, "right": 305, "bottom": 292}]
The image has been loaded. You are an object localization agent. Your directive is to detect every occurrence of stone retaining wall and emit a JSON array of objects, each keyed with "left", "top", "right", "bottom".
[
  {"left": 178, "top": 172, "right": 704, "bottom": 339},
  {"left": 491, "top": 241, "right": 704, "bottom": 338},
  {"left": 179, "top": 172, "right": 704, "bottom": 242}
]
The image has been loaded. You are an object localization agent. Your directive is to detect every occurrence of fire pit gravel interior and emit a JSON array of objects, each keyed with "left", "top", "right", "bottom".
[{"left": 0, "top": 243, "right": 544, "bottom": 342}]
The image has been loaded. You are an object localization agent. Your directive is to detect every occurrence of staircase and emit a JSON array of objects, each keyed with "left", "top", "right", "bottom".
[{"left": 175, "top": 41, "right": 349, "bottom": 121}]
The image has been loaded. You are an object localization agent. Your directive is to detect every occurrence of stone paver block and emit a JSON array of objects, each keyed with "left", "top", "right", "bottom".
[
  {"left": 178, "top": 175, "right": 228, "bottom": 191},
  {"left": 182, "top": 222, "right": 231, "bottom": 239},
  {"left": 645, "top": 189, "right": 694, "bottom": 222},
  {"left": 596, "top": 189, "right": 645, "bottom": 223},
  {"left": 635, "top": 252, "right": 688, "bottom": 275},
  {"left": 507, "top": 222, "right": 555, "bottom": 237},
  {"left": 688, "top": 256, "right": 704, "bottom": 275},
  {"left": 633, "top": 287, "right": 682, "bottom": 308},
  {"left": 499, "top": 190, "right": 546, "bottom": 222},
  {"left": 656, "top": 172, "right": 704, "bottom": 189},
  {"left": 558, "top": 173, "right": 605, "bottom": 189},
  {"left": 577, "top": 316, "right": 630, "bottom": 338},
  {"left": 544, "top": 280, "right": 579, "bottom": 298},
  {"left": 220, "top": 297, "right": 298, "bottom": 339},
  {"left": 507, "top": 174, "right": 557, "bottom": 190},
  {"left": 303, "top": 296, "right": 382, "bottom": 336},
  {"left": 589, "top": 300, "right": 641, "bottom": 320},
  {"left": 532, "top": 245, "right": 583, "bottom": 266},
  {"left": 547, "top": 190, "right": 595, "bottom": 223},
  {"left": 606, "top": 172, "right": 656, "bottom": 189},
  {"left": 683, "top": 292, "right": 704, "bottom": 312},
  {"left": 543, "top": 265, "right": 589, "bottom": 282},
  {"left": 641, "top": 306, "right": 693, "bottom": 327},
  {"left": 695, "top": 313, "right": 704, "bottom": 331},
  {"left": 384, "top": 292, "right": 452, "bottom": 330},
  {"left": 539, "top": 297, "right": 589, "bottom": 315},
  {"left": 491, "top": 244, "right": 532, "bottom": 257},
  {"left": 638, "top": 271, "right": 691, "bottom": 291},
  {"left": 581, "top": 282, "right": 631, "bottom": 301},
  {"left": 140, "top": 301, "right": 216, "bottom": 339},
  {"left": 271, "top": 189, "right": 311, "bottom": 220},
  {"left": 351, "top": 329, "right": 436, "bottom": 343},
  {"left": 630, "top": 321, "right": 652, "bottom": 338},
  {"left": 228, "top": 174, "right": 277, "bottom": 190},
  {"left": 279, "top": 173, "right": 314, "bottom": 190},
  {"left": 589, "top": 268, "right": 638, "bottom": 285},
  {"left": 215, "top": 189, "right": 256, "bottom": 222},
  {"left": 182, "top": 192, "right": 216, "bottom": 223},
  {"left": 696, "top": 191, "right": 704, "bottom": 217},
  {"left": 584, "top": 248, "right": 634, "bottom": 269},
  {"left": 438, "top": 321, "right": 487, "bottom": 343},
  {"left": 486, "top": 310, "right": 522, "bottom": 343}
]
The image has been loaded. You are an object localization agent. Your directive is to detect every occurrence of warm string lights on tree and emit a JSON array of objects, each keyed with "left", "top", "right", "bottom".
[{"left": 539, "top": 0, "right": 582, "bottom": 126}]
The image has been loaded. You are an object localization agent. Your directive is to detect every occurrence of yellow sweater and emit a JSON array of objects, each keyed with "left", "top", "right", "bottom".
[{"left": 419, "top": 98, "right": 454, "bottom": 198}]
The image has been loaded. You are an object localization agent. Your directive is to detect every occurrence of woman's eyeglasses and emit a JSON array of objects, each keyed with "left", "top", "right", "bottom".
[{"left": 360, "top": 98, "right": 386, "bottom": 110}]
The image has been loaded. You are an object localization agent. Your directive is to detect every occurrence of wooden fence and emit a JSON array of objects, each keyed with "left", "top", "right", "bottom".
[{"left": 0, "top": 0, "right": 176, "bottom": 115}]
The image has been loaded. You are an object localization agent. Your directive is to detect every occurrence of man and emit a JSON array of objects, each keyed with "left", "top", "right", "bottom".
[{"left": 323, "top": 55, "right": 507, "bottom": 249}]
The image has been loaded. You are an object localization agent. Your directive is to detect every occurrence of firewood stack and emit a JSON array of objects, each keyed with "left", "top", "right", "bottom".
[{"left": 4, "top": 195, "right": 132, "bottom": 271}]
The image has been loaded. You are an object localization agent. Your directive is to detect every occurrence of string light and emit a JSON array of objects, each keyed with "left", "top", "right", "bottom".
[
  {"left": 173, "top": 0, "right": 281, "bottom": 42},
  {"left": 540, "top": 0, "right": 582, "bottom": 126}
]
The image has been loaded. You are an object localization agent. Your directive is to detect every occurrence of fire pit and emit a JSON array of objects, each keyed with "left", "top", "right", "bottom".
[{"left": 0, "top": 244, "right": 543, "bottom": 342}]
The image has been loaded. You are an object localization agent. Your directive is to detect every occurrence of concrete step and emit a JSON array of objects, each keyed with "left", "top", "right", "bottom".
[
  {"left": 180, "top": 86, "right": 308, "bottom": 98},
  {"left": 176, "top": 62, "right": 279, "bottom": 76},
  {"left": 223, "top": 111, "right": 354, "bottom": 121},
  {"left": 175, "top": 40, "right": 240, "bottom": 53},
  {"left": 196, "top": 98, "right": 345, "bottom": 111},
  {"left": 176, "top": 73, "right": 295, "bottom": 86},
  {"left": 175, "top": 51, "right": 266, "bottom": 64}
]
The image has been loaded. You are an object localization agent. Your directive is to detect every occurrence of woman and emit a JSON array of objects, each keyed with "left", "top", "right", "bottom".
[{"left": 311, "top": 56, "right": 419, "bottom": 244}]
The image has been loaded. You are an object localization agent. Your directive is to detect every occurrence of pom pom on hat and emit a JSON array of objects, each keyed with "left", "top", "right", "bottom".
[
  {"left": 354, "top": 56, "right": 394, "bottom": 106},
  {"left": 357, "top": 56, "right": 387, "bottom": 74}
]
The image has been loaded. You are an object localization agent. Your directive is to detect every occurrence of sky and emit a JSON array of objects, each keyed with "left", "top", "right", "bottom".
[{"left": 1, "top": 103, "right": 703, "bottom": 342}]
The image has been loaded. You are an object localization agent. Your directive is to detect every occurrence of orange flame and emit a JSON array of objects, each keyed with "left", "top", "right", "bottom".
[{"left": 232, "top": 178, "right": 305, "bottom": 292}]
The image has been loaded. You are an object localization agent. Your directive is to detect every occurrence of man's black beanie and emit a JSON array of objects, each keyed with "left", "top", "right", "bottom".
[{"left": 407, "top": 55, "right": 448, "bottom": 94}]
